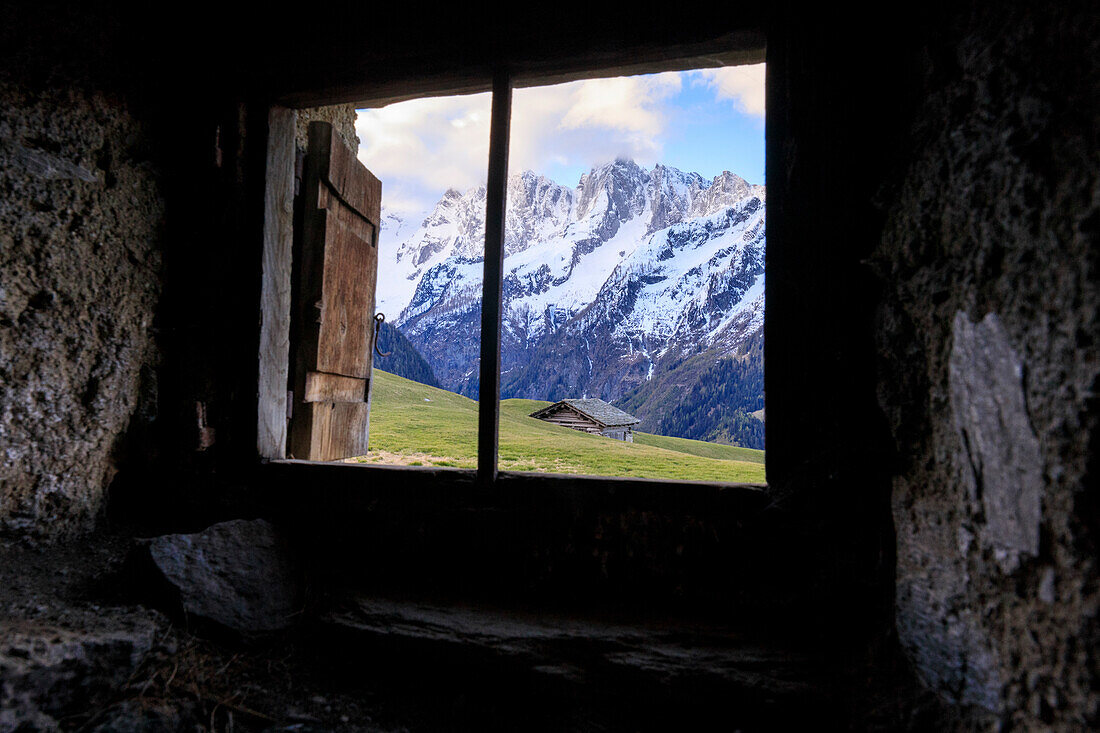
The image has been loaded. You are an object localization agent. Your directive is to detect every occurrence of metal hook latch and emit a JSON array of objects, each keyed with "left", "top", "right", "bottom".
[{"left": 373, "top": 313, "right": 392, "bottom": 357}]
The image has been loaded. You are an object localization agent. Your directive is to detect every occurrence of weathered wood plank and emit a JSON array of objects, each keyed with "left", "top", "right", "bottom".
[
  {"left": 275, "top": 34, "right": 765, "bottom": 110},
  {"left": 305, "top": 371, "right": 368, "bottom": 403},
  {"left": 322, "top": 129, "right": 381, "bottom": 223},
  {"left": 544, "top": 415, "right": 598, "bottom": 425},
  {"left": 316, "top": 196, "right": 377, "bottom": 379},
  {"left": 289, "top": 121, "right": 381, "bottom": 462},
  {"left": 297, "top": 402, "right": 370, "bottom": 461},
  {"left": 546, "top": 420, "right": 602, "bottom": 431},
  {"left": 258, "top": 106, "right": 297, "bottom": 460}
]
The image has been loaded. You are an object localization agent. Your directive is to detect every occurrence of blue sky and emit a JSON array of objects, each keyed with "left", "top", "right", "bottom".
[
  {"left": 356, "top": 64, "right": 765, "bottom": 215},
  {"left": 532, "top": 72, "right": 765, "bottom": 189}
]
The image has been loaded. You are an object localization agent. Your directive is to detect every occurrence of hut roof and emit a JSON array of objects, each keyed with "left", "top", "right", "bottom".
[{"left": 530, "top": 398, "right": 640, "bottom": 427}]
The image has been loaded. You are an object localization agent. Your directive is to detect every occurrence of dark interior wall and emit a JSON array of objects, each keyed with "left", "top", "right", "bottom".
[
  {"left": 0, "top": 2, "right": 274, "bottom": 537},
  {"left": 760, "top": 3, "right": 1098, "bottom": 726},
  {"left": 763, "top": 6, "right": 913, "bottom": 644},
  {"left": 1, "top": 2, "right": 1096, "bottom": 727},
  {"left": 270, "top": 465, "right": 790, "bottom": 617},
  {"left": 0, "top": 5, "right": 164, "bottom": 538},
  {"left": 0, "top": 5, "right": 345, "bottom": 537},
  {"left": 872, "top": 4, "right": 1099, "bottom": 724}
]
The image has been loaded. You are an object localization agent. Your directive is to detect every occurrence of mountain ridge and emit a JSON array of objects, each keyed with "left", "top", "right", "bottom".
[{"left": 375, "top": 159, "right": 766, "bottom": 446}]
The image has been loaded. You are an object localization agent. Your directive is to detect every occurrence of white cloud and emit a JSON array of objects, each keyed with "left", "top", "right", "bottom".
[
  {"left": 692, "top": 63, "right": 766, "bottom": 117},
  {"left": 558, "top": 74, "right": 680, "bottom": 134},
  {"left": 510, "top": 72, "right": 682, "bottom": 176},
  {"left": 357, "top": 72, "right": 689, "bottom": 213},
  {"left": 355, "top": 66, "right": 763, "bottom": 214},
  {"left": 356, "top": 93, "right": 492, "bottom": 213}
]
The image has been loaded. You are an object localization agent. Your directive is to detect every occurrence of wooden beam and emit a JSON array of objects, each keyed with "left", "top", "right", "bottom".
[
  {"left": 275, "top": 31, "right": 764, "bottom": 109},
  {"left": 260, "top": 459, "right": 767, "bottom": 500},
  {"left": 477, "top": 70, "right": 512, "bottom": 487},
  {"left": 257, "top": 106, "right": 296, "bottom": 460}
]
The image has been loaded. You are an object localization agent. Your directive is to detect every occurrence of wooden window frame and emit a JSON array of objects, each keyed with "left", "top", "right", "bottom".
[{"left": 257, "top": 46, "right": 769, "bottom": 491}]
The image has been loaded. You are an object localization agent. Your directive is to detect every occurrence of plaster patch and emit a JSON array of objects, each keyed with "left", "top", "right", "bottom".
[
  {"left": 949, "top": 311, "right": 1042, "bottom": 569},
  {"left": 4, "top": 140, "right": 97, "bottom": 182}
]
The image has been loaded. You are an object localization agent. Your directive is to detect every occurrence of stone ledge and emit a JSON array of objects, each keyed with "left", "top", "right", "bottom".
[{"left": 320, "top": 596, "right": 836, "bottom": 729}]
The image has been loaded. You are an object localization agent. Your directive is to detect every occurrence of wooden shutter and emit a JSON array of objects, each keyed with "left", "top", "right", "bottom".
[{"left": 288, "top": 122, "right": 381, "bottom": 461}]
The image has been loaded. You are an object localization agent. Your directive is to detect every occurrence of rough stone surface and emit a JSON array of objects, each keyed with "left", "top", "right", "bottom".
[
  {"left": 874, "top": 3, "right": 1099, "bottom": 727},
  {"left": 148, "top": 519, "right": 303, "bottom": 634},
  {"left": 330, "top": 596, "right": 821, "bottom": 692},
  {"left": 295, "top": 104, "right": 359, "bottom": 155},
  {"left": 0, "top": 617, "right": 163, "bottom": 731},
  {"left": 324, "top": 596, "right": 839, "bottom": 729},
  {"left": 0, "top": 80, "right": 163, "bottom": 540},
  {"left": 0, "top": 533, "right": 392, "bottom": 731},
  {"left": 0, "top": 532, "right": 171, "bottom": 730}
]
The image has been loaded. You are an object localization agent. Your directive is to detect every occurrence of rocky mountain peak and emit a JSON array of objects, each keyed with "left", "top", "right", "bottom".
[
  {"left": 507, "top": 171, "right": 572, "bottom": 214},
  {"left": 379, "top": 159, "right": 764, "bottom": 410},
  {"left": 503, "top": 171, "right": 574, "bottom": 257},
  {"left": 384, "top": 161, "right": 766, "bottom": 278},
  {"left": 689, "top": 170, "right": 760, "bottom": 218},
  {"left": 645, "top": 164, "right": 705, "bottom": 234},
  {"left": 569, "top": 159, "right": 648, "bottom": 245}
]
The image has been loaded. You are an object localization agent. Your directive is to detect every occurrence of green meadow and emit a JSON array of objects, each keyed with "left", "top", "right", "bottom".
[{"left": 358, "top": 369, "right": 766, "bottom": 484}]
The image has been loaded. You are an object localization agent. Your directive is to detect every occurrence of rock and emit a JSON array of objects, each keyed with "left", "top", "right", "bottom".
[
  {"left": 0, "top": 617, "right": 161, "bottom": 731},
  {"left": 147, "top": 519, "right": 302, "bottom": 635}
]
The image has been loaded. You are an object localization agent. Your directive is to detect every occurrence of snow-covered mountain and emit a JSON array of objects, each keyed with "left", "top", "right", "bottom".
[{"left": 376, "top": 158, "right": 765, "bottom": 406}]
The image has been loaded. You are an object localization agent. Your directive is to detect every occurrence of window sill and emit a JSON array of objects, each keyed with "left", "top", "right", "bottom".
[{"left": 262, "top": 458, "right": 765, "bottom": 492}]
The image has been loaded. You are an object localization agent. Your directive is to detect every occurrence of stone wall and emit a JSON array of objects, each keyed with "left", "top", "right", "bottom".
[
  {"left": 0, "top": 81, "right": 163, "bottom": 539},
  {"left": 0, "top": 3, "right": 358, "bottom": 540},
  {"left": 295, "top": 104, "right": 359, "bottom": 155},
  {"left": 874, "top": 4, "right": 1099, "bottom": 727}
]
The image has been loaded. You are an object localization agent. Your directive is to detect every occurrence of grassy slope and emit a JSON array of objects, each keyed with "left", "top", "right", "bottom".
[
  {"left": 631, "top": 432, "right": 765, "bottom": 464},
  {"left": 363, "top": 370, "right": 766, "bottom": 483}
]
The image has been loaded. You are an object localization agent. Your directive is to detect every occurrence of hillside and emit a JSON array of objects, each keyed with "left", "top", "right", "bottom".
[
  {"left": 372, "top": 321, "right": 440, "bottom": 388},
  {"left": 615, "top": 329, "right": 764, "bottom": 448},
  {"left": 361, "top": 370, "right": 766, "bottom": 483}
]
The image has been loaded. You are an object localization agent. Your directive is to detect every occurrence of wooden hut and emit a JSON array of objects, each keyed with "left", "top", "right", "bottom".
[{"left": 529, "top": 399, "right": 641, "bottom": 442}]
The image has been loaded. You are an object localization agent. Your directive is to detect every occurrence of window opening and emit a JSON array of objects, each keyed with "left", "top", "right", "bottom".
[
  {"left": 264, "top": 61, "right": 766, "bottom": 486},
  {"left": 499, "top": 68, "right": 766, "bottom": 481}
]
